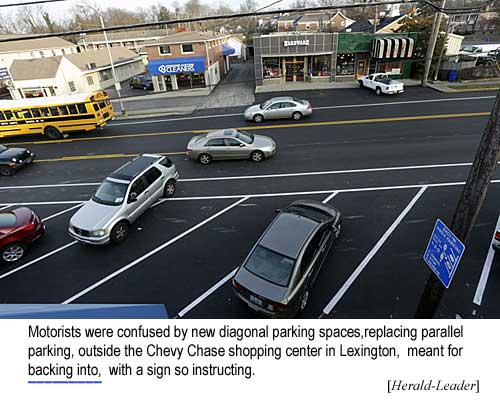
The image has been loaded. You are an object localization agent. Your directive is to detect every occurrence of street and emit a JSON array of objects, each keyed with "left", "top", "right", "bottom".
[{"left": 2, "top": 86, "right": 500, "bottom": 319}]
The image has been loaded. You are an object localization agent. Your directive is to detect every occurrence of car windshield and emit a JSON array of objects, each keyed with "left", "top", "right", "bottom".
[
  {"left": 236, "top": 130, "right": 254, "bottom": 144},
  {"left": 244, "top": 245, "right": 295, "bottom": 287},
  {"left": 92, "top": 180, "right": 128, "bottom": 206},
  {"left": 260, "top": 100, "right": 272, "bottom": 109},
  {"left": 0, "top": 145, "right": 7, "bottom": 153},
  {"left": 461, "top": 45, "right": 479, "bottom": 53},
  {"left": 0, "top": 213, "right": 16, "bottom": 228}
]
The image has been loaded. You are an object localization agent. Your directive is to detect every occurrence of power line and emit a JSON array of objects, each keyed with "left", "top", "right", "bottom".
[
  {"left": 0, "top": 0, "right": 486, "bottom": 43},
  {"left": 0, "top": 0, "right": 68, "bottom": 8}
]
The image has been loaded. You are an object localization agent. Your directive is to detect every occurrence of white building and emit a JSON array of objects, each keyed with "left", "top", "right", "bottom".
[
  {"left": 8, "top": 47, "right": 145, "bottom": 99},
  {"left": 227, "top": 36, "right": 247, "bottom": 61},
  {"left": 0, "top": 35, "right": 79, "bottom": 70},
  {"left": 445, "top": 33, "right": 465, "bottom": 56}
]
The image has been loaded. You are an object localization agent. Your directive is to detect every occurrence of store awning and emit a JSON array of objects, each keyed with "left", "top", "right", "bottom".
[
  {"left": 148, "top": 56, "right": 206, "bottom": 75},
  {"left": 372, "top": 37, "right": 415, "bottom": 59},
  {"left": 222, "top": 44, "right": 236, "bottom": 56}
]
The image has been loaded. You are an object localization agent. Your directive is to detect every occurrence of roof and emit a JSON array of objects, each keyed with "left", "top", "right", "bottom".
[
  {"left": 10, "top": 56, "right": 62, "bottom": 80},
  {"left": 0, "top": 93, "right": 95, "bottom": 109},
  {"left": 345, "top": 19, "right": 374, "bottom": 33},
  {"left": 331, "top": 11, "right": 355, "bottom": 24},
  {"left": 297, "top": 14, "right": 323, "bottom": 23},
  {"left": 65, "top": 47, "right": 141, "bottom": 71},
  {"left": 276, "top": 14, "right": 300, "bottom": 22},
  {"left": 0, "top": 37, "right": 76, "bottom": 54},
  {"left": 143, "top": 31, "right": 229, "bottom": 46},
  {"left": 81, "top": 29, "right": 172, "bottom": 43},
  {"left": 260, "top": 212, "right": 318, "bottom": 259},
  {"left": 110, "top": 155, "right": 159, "bottom": 181}
]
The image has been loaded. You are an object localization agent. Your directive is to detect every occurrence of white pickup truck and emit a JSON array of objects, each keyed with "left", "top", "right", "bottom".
[{"left": 358, "top": 73, "right": 404, "bottom": 95}]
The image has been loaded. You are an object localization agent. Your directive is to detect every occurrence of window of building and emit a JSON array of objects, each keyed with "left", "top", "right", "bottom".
[
  {"left": 263, "top": 57, "right": 282, "bottom": 78},
  {"left": 181, "top": 44, "right": 194, "bottom": 53},
  {"left": 99, "top": 70, "right": 112, "bottom": 82},
  {"left": 310, "top": 55, "right": 331, "bottom": 76},
  {"left": 68, "top": 81, "right": 76, "bottom": 92},
  {"left": 159, "top": 45, "right": 171, "bottom": 55},
  {"left": 306, "top": 24, "right": 311, "bottom": 31},
  {"left": 61, "top": 48, "right": 66, "bottom": 54},
  {"left": 336, "top": 53, "right": 355, "bottom": 75},
  {"left": 39, "top": 51, "right": 44, "bottom": 57},
  {"left": 87, "top": 76, "right": 94, "bottom": 86},
  {"left": 51, "top": 50, "right": 56, "bottom": 56},
  {"left": 30, "top": 51, "right": 35, "bottom": 57}
]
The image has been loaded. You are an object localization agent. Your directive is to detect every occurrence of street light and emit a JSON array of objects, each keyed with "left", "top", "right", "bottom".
[{"left": 78, "top": 4, "right": 125, "bottom": 115}]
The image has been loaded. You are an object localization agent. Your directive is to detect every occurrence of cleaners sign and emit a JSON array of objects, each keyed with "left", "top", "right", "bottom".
[{"left": 149, "top": 57, "right": 206, "bottom": 75}]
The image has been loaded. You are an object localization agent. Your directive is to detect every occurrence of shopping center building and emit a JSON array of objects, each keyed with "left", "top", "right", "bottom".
[{"left": 254, "top": 32, "right": 417, "bottom": 86}]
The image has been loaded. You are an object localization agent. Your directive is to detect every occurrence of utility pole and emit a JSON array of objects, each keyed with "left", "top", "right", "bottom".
[
  {"left": 100, "top": 15, "right": 125, "bottom": 115},
  {"left": 374, "top": 5, "right": 378, "bottom": 34},
  {"left": 433, "top": 19, "right": 454, "bottom": 81},
  {"left": 415, "top": 89, "right": 500, "bottom": 318},
  {"left": 421, "top": 0, "right": 446, "bottom": 87}
]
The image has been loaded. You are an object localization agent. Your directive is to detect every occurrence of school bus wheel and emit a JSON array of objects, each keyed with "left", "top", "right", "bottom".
[{"left": 44, "top": 126, "right": 61, "bottom": 140}]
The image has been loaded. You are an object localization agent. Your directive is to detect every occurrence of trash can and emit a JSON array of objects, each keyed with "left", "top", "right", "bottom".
[{"left": 448, "top": 70, "right": 458, "bottom": 82}]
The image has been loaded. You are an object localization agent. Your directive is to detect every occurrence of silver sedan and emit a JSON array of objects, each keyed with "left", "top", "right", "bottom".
[
  {"left": 244, "top": 96, "right": 312, "bottom": 123},
  {"left": 187, "top": 129, "right": 276, "bottom": 165}
]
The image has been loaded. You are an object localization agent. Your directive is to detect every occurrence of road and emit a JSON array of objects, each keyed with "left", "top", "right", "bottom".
[{"left": 1, "top": 86, "right": 499, "bottom": 319}]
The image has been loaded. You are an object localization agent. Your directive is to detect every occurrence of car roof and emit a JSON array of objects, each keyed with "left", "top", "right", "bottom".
[
  {"left": 109, "top": 155, "right": 161, "bottom": 181},
  {"left": 205, "top": 129, "right": 237, "bottom": 138},
  {"left": 260, "top": 212, "right": 319, "bottom": 259},
  {"left": 269, "top": 96, "right": 295, "bottom": 102}
]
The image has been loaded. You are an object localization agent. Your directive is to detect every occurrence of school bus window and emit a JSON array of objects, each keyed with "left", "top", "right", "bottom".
[
  {"left": 0, "top": 111, "right": 4, "bottom": 120},
  {"left": 40, "top": 107, "right": 50, "bottom": 117},
  {"left": 31, "top": 108, "right": 41, "bottom": 118},
  {"left": 98, "top": 101, "right": 106, "bottom": 109},
  {"left": 15, "top": 109, "right": 32, "bottom": 119},
  {"left": 49, "top": 107, "right": 59, "bottom": 116},
  {"left": 93, "top": 103, "right": 99, "bottom": 112},
  {"left": 58, "top": 106, "right": 69, "bottom": 115},
  {"left": 68, "top": 104, "right": 78, "bottom": 114},
  {"left": 4, "top": 110, "right": 14, "bottom": 120},
  {"left": 77, "top": 104, "right": 87, "bottom": 113},
  {"left": 105, "top": 99, "right": 111, "bottom": 106}
]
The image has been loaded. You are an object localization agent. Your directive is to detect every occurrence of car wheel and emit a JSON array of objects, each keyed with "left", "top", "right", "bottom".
[
  {"left": 44, "top": 126, "right": 61, "bottom": 140},
  {"left": 199, "top": 153, "right": 212, "bottom": 165},
  {"left": 2, "top": 243, "right": 27, "bottom": 263},
  {"left": 110, "top": 222, "right": 129, "bottom": 245},
  {"left": 163, "top": 179, "right": 176, "bottom": 198},
  {"left": 487, "top": 60, "right": 494, "bottom": 66},
  {"left": 250, "top": 150, "right": 264, "bottom": 162},
  {"left": 299, "top": 288, "right": 310, "bottom": 312},
  {"left": 292, "top": 111, "right": 303, "bottom": 121},
  {"left": 359, "top": 80, "right": 364, "bottom": 88},
  {"left": 375, "top": 87, "right": 382, "bottom": 96},
  {"left": 0, "top": 165, "right": 15, "bottom": 176},
  {"left": 253, "top": 114, "right": 263, "bottom": 123}
]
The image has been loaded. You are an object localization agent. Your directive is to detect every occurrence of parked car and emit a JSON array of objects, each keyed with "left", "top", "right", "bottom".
[
  {"left": 0, "top": 207, "right": 44, "bottom": 263},
  {"left": 69, "top": 154, "right": 179, "bottom": 245},
  {"left": 358, "top": 73, "right": 404, "bottom": 95},
  {"left": 129, "top": 75, "right": 153, "bottom": 90},
  {"left": 476, "top": 48, "right": 500, "bottom": 65},
  {"left": 460, "top": 44, "right": 500, "bottom": 57},
  {"left": 0, "top": 145, "right": 35, "bottom": 176},
  {"left": 244, "top": 97, "right": 312, "bottom": 123},
  {"left": 232, "top": 200, "right": 342, "bottom": 317},
  {"left": 187, "top": 128, "right": 276, "bottom": 165},
  {"left": 492, "top": 229, "right": 500, "bottom": 252}
]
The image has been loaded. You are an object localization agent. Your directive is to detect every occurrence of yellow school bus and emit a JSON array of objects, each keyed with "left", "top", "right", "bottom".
[{"left": 0, "top": 91, "right": 115, "bottom": 140}]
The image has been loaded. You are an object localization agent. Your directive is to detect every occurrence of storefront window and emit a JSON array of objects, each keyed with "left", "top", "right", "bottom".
[
  {"left": 177, "top": 72, "right": 205, "bottom": 89},
  {"left": 377, "top": 61, "right": 403, "bottom": 75},
  {"left": 336, "top": 53, "right": 355, "bottom": 75},
  {"left": 310, "top": 55, "right": 331, "bottom": 76},
  {"left": 263, "top": 57, "right": 282, "bottom": 79}
]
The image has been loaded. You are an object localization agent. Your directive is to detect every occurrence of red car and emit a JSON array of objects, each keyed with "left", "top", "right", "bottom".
[{"left": 0, "top": 207, "right": 44, "bottom": 263}]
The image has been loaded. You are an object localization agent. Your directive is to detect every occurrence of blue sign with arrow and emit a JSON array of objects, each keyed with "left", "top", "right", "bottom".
[{"left": 423, "top": 219, "right": 465, "bottom": 288}]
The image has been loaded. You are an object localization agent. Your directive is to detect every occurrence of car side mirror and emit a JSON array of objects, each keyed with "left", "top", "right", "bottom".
[
  {"left": 239, "top": 143, "right": 245, "bottom": 147},
  {"left": 129, "top": 192, "right": 138, "bottom": 202}
]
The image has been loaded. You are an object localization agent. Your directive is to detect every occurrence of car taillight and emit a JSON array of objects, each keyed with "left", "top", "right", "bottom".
[
  {"left": 307, "top": 104, "right": 311, "bottom": 109},
  {"left": 232, "top": 279, "right": 242, "bottom": 291},
  {"left": 495, "top": 231, "right": 500, "bottom": 240}
]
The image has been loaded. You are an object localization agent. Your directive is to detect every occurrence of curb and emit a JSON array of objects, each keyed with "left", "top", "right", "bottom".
[{"left": 113, "top": 106, "right": 197, "bottom": 120}]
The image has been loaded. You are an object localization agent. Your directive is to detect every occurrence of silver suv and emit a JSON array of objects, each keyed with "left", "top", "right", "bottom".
[{"left": 69, "top": 154, "right": 179, "bottom": 245}]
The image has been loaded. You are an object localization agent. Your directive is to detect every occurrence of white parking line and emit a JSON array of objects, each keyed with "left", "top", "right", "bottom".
[
  {"left": 177, "top": 268, "right": 238, "bottom": 318},
  {"left": 62, "top": 196, "right": 250, "bottom": 304},
  {"left": 110, "top": 96, "right": 495, "bottom": 126},
  {"left": 0, "top": 204, "right": 11, "bottom": 211},
  {"left": 321, "top": 186, "right": 428, "bottom": 317},
  {"left": 0, "top": 201, "right": 82, "bottom": 206},
  {"left": 0, "top": 182, "right": 99, "bottom": 190},
  {"left": 41, "top": 204, "right": 83, "bottom": 222},
  {"left": 473, "top": 214, "right": 500, "bottom": 306},
  {"left": 322, "top": 191, "right": 339, "bottom": 204},
  {"left": 0, "top": 241, "right": 77, "bottom": 280}
]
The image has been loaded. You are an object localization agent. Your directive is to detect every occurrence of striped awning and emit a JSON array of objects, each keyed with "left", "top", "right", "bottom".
[{"left": 372, "top": 37, "right": 415, "bottom": 59}]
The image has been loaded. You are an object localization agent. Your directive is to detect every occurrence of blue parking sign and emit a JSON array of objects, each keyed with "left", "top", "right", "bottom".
[{"left": 423, "top": 219, "right": 465, "bottom": 288}]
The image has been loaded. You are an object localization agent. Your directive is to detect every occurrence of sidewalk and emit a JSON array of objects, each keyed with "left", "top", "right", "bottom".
[
  {"left": 255, "top": 78, "right": 421, "bottom": 94},
  {"left": 426, "top": 78, "right": 500, "bottom": 93}
]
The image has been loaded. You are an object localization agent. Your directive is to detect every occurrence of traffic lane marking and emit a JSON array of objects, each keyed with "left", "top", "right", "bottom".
[
  {"left": 2, "top": 111, "right": 491, "bottom": 147},
  {"left": 34, "top": 151, "right": 185, "bottom": 163},
  {"left": 321, "top": 186, "right": 428, "bottom": 317},
  {"left": 62, "top": 197, "right": 250, "bottom": 304},
  {"left": 110, "top": 95, "right": 496, "bottom": 126}
]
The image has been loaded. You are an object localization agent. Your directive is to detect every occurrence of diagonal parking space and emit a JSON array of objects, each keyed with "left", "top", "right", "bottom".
[{"left": 0, "top": 199, "right": 240, "bottom": 303}]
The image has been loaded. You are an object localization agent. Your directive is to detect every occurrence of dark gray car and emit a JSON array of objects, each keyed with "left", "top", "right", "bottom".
[
  {"left": 187, "top": 128, "right": 276, "bottom": 165},
  {"left": 232, "top": 200, "right": 342, "bottom": 318}
]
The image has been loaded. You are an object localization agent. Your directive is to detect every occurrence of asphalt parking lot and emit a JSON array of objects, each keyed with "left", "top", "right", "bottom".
[{"left": 2, "top": 87, "right": 500, "bottom": 319}]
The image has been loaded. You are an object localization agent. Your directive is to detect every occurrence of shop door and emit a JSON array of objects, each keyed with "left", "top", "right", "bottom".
[
  {"left": 285, "top": 57, "right": 294, "bottom": 81},
  {"left": 285, "top": 57, "right": 305, "bottom": 82},
  {"left": 356, "top": 60, "right": 368, "bottom": 79}
]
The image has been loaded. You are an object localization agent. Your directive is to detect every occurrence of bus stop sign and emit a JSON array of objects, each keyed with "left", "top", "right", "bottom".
[{"left": 423, "top": 219, "right": 465, "bottom": 288}]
